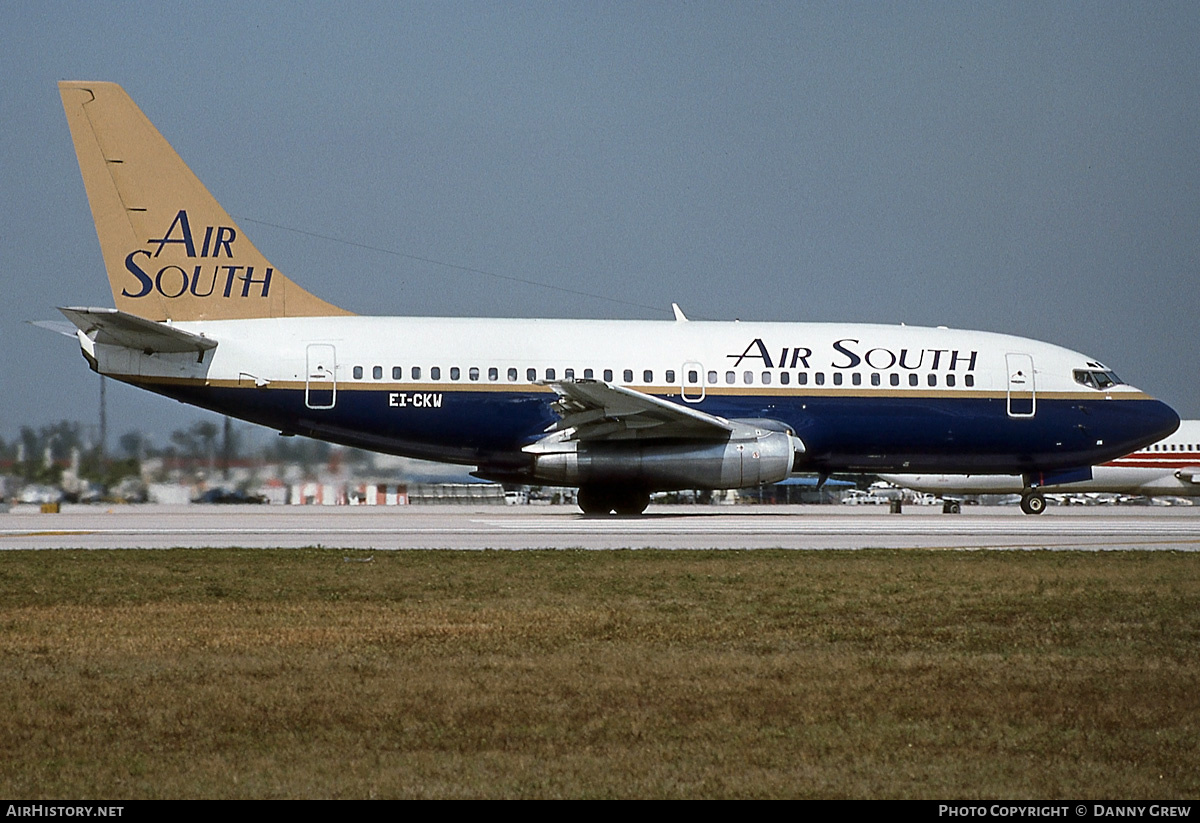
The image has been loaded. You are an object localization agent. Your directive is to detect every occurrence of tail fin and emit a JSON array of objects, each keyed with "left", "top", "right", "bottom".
[{"left": 59, "top": 81, "right": 350, "bottom": 321}]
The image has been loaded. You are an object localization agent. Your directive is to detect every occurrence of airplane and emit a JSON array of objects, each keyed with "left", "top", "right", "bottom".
[
  {"left": 51, "top": 81, "right": 1179, "bottom": 515},
  {"left": 882, "top": 420, "right": 1200, "bottom": 514}
]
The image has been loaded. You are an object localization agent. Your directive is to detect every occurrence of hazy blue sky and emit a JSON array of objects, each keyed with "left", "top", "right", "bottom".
[{"left": 3, "top": 2, "right": 1198, "bottom": 448}]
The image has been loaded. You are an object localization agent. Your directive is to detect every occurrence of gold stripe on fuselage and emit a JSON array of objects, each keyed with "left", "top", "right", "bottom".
[{"left": 116, "top": 373, "right": 1151, "bottom": 402}]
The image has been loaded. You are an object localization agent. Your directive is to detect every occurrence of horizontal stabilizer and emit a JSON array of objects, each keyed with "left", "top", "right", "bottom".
[
  {"left": 58, "top": 306, "right": 218, "bottom": 354},
  {"left": 28, "top": 320, "right": 79, "bottom": 338}
]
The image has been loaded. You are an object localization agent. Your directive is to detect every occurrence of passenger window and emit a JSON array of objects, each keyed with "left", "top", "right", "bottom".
[
  {"left": 871, "top": 373, "right": 880, "bottom": 386},
  {"left": 507, "top": 368, "right": 517, "bottom": 381},
  {"left": 762, "top": 371, "right": 771, "bottom": 385},
  {"left": 624, "top": 369, "right": 634, "bottom": 383},
  {"left": 412, "top": 366, "right": 421, "bottom": 380},
  {"left": 644, "top": 370, "right": 653, "bottom": 383},
  {"left": 946, "top": 374, "right": 956, "bottom": 387},
  {"left": 546, "top": 368, "right": 555, "bottom": 380},
  {"left": 928, "top": 374, "right": 937, "bottom": 386},
  {"left": 832, "top": 373, "right": 842, "bottom": 386},
  {"left": 450, "top": 367, "right": 460, "bottom": 380},
  {"left": 584, "top": 368, "right": 594, "bottom": 379},
  {"left": 890, "top": 374, "right": 899, "bottom": 387},
  {"left": 469, "top": 367, "right": 479, "bottom": 381},
  {"left": 726, "top": 371, "right": 736, "bottom": 384},
  {"left": 909, "top": 374, "right": 918, "bottom": 387},
  {"left": 965, "top": 375, "right": 974, "bottom": 387},
  {"left": 373, "top": 366, "right": 383, "bottom": 380},
  {"left": 353, "top": 366, "right": 363, "bottom": 379},
  {"left": 852, "top": 373, "right": 861, "bottom": 386},
  {"left": 744, "top": 371, "right": 753, "bottom": 385},
  {"left": 488, "top": 367, "right": 498, "bottom": 381},
  {"left": 815, "top": 373, "right": 825, "bottom": 386},
  {"left": 431, "top": 367, "right": 441, "bottom": 380},
  {"left": 665, "top": 370, "right": 675, "bottom": 383},
  {"left": 780, "top": 372, "right": 790, "bottom": 385},
  {"left": 392, "top": 366, "right": 403, "bottom": 380},
  {"left": 526, "top": 368, "right": 536, "bottom": 382},
  {"left": 798, "top": 373, "right": 808, "bottom": 385},
  {"left": 707, "top": 370, "right": 717, "bottom": 384},
  {"left": 565, "top": 368, "right": 574, "bottom": 380},
  {"left": 604, "top": 369, "right": 614, "bottom": 382}
]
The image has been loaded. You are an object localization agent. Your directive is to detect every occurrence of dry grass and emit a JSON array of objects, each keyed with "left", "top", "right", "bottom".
[{"left": 0, "top": 548, "right": 1197, "bottom": 798}]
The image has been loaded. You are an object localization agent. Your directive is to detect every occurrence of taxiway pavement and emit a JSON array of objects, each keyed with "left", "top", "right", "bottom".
[{"left": 3, "top": 504, "right": 1200, "bottom": 551}]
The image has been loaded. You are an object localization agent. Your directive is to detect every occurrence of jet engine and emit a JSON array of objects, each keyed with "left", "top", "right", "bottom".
[{"left": 529, "top": 419, "right": 803, "bottom": 491}]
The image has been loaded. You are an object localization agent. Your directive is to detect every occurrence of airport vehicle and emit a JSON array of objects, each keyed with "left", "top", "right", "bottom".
[
  {"left": 192, "top": 487, "right": 269, "bottom": 505},
  {"left": 52, "top": 81, "right": 1178, "bottom": 515},
  {"left": 882, "top": 420, "right": 1200, "bottom": 514},
  {"left": 840, "top": 489, "right": 892, "bottom": 506}
]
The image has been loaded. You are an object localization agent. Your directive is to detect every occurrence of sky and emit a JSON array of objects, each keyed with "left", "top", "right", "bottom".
[{"left": 2, "top": 2, "right": 1199, "bottom": 449}]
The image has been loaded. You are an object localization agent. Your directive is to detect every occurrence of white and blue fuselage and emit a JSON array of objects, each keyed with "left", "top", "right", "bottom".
[{"left": 77, "top": 314, "right": 1179, "bottom": 484}]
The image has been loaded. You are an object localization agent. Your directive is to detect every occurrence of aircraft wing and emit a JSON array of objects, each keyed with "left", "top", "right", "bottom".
[
  {"left": 58, "top": 307, "right": 218, "bottom": 355},
  {"left": 536, "top": 379, "right": 734, "bottom": 442}
]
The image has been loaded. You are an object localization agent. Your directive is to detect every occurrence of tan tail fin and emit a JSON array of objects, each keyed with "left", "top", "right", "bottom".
[{"left": 59, "top": 81, "right": 351, "bottom": 321}]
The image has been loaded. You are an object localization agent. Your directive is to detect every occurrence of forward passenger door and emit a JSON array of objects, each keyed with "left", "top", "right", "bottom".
[{"left": 1005, "top": 353, "right": 1035, "bottom": 418}]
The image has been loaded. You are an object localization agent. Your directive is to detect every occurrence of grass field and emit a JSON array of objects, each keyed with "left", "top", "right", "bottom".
[{"left": 1, "top": 548, "right": 1197, "bottom": 798}]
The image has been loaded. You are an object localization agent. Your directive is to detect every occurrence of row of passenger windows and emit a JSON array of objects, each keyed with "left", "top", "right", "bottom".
[
  {"left": 704, "top": 370, "right": 976, "bottom": 388},
  {"left": 352, "top": 365, "right": 655, "bottom": 383},
  {"left": 349, "top": 364, "right": 975, "bottom": 388},
  {"left": 1149, "top": 443, "right": 1197, "bottom": 451}
]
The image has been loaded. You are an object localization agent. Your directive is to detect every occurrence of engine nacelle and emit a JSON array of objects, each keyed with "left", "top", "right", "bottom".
[
  {"left": 530, "top": 420, "right": 803, "bottom": 491},
  {"left": 1176, "top": 466, "right": 1200, "bottom": 484}
]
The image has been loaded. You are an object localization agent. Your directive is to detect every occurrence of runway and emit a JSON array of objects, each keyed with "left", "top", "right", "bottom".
[{"left": 3, "top": 503, "right": 1200, "bottom": 550}]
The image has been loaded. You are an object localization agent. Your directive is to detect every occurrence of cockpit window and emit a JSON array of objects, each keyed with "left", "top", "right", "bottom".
[{"left": 1074, "top": 369, "right": 1123, "bottom": 390}]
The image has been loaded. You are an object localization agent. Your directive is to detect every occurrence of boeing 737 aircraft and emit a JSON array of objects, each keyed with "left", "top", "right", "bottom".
[
  {"left": 52, "top": 81, "right": 1179, "bottom": 514},
  {"left": 882, "top": 420, "right": 1200, "bottom": 514}
]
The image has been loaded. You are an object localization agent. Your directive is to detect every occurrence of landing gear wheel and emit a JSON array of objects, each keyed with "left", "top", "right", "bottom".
[
  {"left": 577, "top": 487, "right": 614, "bottom": 515},
  {"left": 1020, "top": 493, "right": 1046, "bottom": 515},
  {"left": 612, "top": 489, "right": 650, "bottom": 516}
]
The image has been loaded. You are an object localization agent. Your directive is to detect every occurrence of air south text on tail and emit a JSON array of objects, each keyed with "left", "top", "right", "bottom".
[
  {"left": 54, "top": 81, "right": 1179, "bottom": 515},
  {"left": 59, "top": 81, "right": 348, "bottom": 322}
]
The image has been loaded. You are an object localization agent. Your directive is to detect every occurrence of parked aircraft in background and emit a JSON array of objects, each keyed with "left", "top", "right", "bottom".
[
  {"left": 882, "top": 420, "right": 1200, "bottom": 514},
  {"left": 52, "top": 81, "right": 1178, "bottom": 514}
]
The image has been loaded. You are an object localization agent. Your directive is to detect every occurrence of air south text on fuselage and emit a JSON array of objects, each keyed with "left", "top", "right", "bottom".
[{"left": 727, "top": 337, "right": 978, "bottom": 374}]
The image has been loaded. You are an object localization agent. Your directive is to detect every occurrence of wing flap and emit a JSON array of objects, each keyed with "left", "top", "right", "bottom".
[{"left": 536, "top": 379, "right": 733, "bottom": 443}]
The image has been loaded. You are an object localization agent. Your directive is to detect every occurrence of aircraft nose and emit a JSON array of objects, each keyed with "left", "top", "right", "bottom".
[{"left": 1141, "top": 398, "right": 1181, "bottom": 443}]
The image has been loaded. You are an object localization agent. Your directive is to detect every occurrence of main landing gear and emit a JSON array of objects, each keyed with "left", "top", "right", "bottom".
[
  {"left": 577, "top": 486, "right": 651, "bottom": 516},
  {"left": 1020, "top": 492, "right": 1047, "bottom": 515}
]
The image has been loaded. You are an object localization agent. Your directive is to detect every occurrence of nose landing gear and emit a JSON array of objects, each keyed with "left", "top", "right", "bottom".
[{"left": 1020, "top": 492, "right": 1046, "bottom": 515}]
